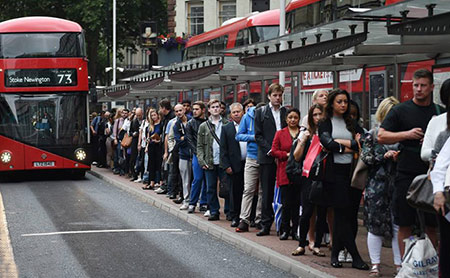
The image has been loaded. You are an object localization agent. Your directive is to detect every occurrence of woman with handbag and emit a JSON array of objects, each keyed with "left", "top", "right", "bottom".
[
  {"left": 291, "top": 104, "right": 328, "bottom": 257},
  {"left": 142, "top": 109, "right": 162, "bottom": 190},
  {"left": 318, "top": 89, "right": 368, "bottom": 270},
  {"left": 360, "top": 97, "right": 402, "bottom": 277},
  {"left": 270, "top": 108, "right": 301, "bottom": 240}
]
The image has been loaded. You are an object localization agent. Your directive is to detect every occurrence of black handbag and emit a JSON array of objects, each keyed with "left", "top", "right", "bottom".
[
  {"left": 310, "top": 151, "right": 328, "bottom": 181},
  {"left": 407, "top": 174, "right": 450, "bottom": 214},
  {"left": 286, "top": 139, "right": 302, "bottom": 184},
  {"left": 219, "top": 174, "right": 231, "bottom": 198}
]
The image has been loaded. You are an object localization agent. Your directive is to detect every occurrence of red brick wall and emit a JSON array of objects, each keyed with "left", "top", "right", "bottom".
[{"left": 167, "top": 0, "right": 176, "bottom": 34}]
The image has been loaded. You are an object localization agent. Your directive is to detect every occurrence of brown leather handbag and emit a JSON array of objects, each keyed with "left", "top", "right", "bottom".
[{"left": 121, "top": 133, "right": 132, "bottom": 148}]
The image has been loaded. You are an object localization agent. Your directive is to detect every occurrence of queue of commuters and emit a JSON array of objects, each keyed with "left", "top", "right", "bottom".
[{"left": 90, "top": 69, "right": 450, "bottom": 277}]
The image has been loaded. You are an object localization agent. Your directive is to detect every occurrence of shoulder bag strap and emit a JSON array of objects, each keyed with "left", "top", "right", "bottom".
[{"left": 206, "top": 121, "right": 221, "bottom": 146}]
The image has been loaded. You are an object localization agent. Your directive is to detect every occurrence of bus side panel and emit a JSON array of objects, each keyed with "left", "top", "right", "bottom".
[
  {"left": 0, "top": 135, "right": 25, "bottom": 171},
  {"left": 63, "top": 158, "right": 90, "bottom": 169}
]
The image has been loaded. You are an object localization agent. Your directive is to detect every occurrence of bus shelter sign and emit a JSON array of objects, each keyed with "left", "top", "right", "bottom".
[{"left": 5, "top": 68, "right": 77, "bottom": 87}]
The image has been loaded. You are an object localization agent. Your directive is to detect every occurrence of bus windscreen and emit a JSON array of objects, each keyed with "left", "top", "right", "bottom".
[
  {"left": 0, "top": 93, "right": 87, "bottom": 147},
  {"left": 0, "top": 33, "right": 85, "bottom": 58}
]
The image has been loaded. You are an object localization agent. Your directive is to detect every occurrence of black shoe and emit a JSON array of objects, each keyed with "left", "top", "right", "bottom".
[
  {"left": 256, "top": 228, "right": 270, "bottom": 237},
  {"left": 226, "top": 214, "right": 232, "bottom": 221},
  {"left": 292, "top": 233, "right": 300, "bottom": 241},
  {"left": 199, "top": 205, "right": 208, "bottom": 212},
  {"left": 331, "top": 261, "right": 343, "bottom": 268},
  {"left": 230, "top": 219, "right": 239, "bottom": 227},
  {"left": 169, "top": 194, "right": 177, "bottom": 200},
  {"left": 208, "top": 214, "right": 220, "bottom": 221},
  {"left": 113, "top": 169, "right": 120, "bottom": 175},
  {"left": 235, "top": 221, "right": 249, "bottom": 232},
  {"left": 352, "top": 261, "right": 369, "bottom": 270},
  {"left": 280, "top": 232, "right": 289, "bottom": 240},
  {"left": 249, "top": 220, "right": 256, "bottom": 228},
  {"left": 173, "top": 197, "right": 184, "bottom": 204},
  {"left": 255, "top": 222, "right": 263, "bottom": 230}
]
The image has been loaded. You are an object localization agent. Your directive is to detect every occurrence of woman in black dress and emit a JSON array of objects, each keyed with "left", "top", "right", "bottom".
[{"left": 318, "top": 89, "right": 368, "bottom": 270}]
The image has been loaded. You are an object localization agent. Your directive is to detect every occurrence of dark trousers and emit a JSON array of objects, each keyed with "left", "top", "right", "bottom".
[
  {"left": 299, "top": 179, "right": 327, "bottom": 247},
  {"left": 260, "top": 163, "right": 277, "bottom": 230},
  {"left": 168, "top": 152, "right": 181, "bottom": 195},
  {"left": 97, "top": 135, "right": 107, "bottom": 167},
  {"left": 129, "top": 140, "right": 139, "bottom": 178},
  {"left": 147, "top": 143, "right": 162, "bottom": 183},
  {"left": 332, "top": 206, "right": 363, "bottom": 263},
  {"left": 280, "top": 183, "right": 301, "bottom": 235},
  {"left": 439, "top": 215, "right": 450, "bottom": 277},
  {"left": 350, "top": 187, "right": 363, "bottom": 239},
  {"left": 92, "top": 135, "right": 99, "bottom": 163},
  {"left": 229, "top": 162, "right": 245, "bottom": 221}
]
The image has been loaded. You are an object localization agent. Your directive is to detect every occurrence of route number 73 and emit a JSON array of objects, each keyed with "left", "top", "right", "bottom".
[{"left": 57, "top": 73, "right": 73, "bottom": 84}]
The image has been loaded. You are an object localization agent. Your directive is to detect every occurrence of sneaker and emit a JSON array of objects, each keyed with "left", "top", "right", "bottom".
[
  {"left": 154, "top": 188, "right": 165, "bottom": 194},
  {"left": 180, "top": 203, "right": 189, "bottom": 210},
  {"left": 199, "top": 205, "right": 208, "bottom": 212},
  {"left": 338, "top": 250, "right": 346, "bottom": 263},
  {"left": 204, "top": 210, "right": 211, "bottom": 217},
  {"left": 187, "top": 205, "right": 195, "bottom": 213},
  {"left": 346, "top": 252, "right": 353, "bottom": 263},
  {"left": 134, "top": 178, "right": 142, "bottom": 183}
]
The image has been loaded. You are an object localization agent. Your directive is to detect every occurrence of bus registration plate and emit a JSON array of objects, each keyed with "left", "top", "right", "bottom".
[{"left": 33, "top": 161, "right": 55, "bottom": 167}]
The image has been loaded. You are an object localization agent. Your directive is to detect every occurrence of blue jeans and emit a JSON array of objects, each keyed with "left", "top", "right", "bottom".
[
  {"left": 189, "top": 155, "right": 207, "bottom": 206},
  {"left": 205, "top": 165, "right": 224, "bottom": 216}
]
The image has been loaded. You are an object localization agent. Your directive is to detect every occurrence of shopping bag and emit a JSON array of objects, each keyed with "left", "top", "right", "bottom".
[
  {"left": 302, "top": 135, "right": 322, "bottom": 178},
  {"left": 396, "top": 235, "right": 438, "bottom": 278}
]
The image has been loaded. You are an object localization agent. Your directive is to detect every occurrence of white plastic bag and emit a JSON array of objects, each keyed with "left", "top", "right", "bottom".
[{"left": 396, "top": 235, "right": 438, "bottom": 278}]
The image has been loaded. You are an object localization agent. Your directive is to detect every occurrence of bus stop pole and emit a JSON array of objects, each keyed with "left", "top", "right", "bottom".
[
  {"left": 112, "top": 0, "right": 117, "bottom": 86},
  {"left": 279, "top": 0, "right": 286, "bottom": 87}
]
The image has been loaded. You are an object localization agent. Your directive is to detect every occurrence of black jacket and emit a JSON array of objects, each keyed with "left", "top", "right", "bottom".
[
  {"left": 254, "top": 104, "right": 287, "bottom": 164},
  {"left": 185, "top": 116, "right": 206, "bottom": 155},
  {"left": 220, "top": 121, "right": 244, "bottom": 173},
  {"left": 318, "top": 117, "right": 364, "bottom": 182}
]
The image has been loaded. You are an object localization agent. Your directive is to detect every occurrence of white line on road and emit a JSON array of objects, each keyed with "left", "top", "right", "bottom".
[{"left": 22, "top": 228, "right": 183, "bottom": 237}]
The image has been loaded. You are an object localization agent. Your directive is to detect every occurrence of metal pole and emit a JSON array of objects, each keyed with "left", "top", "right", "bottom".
[
  {"left": 279, "top": 0, "right": 286, "bottom": 86},
  {"left": 112, "top": 0, "right": 117, "bottom": 86}
]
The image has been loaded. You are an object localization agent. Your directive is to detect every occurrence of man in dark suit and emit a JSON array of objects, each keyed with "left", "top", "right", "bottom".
[
  {"left": 129, "top": 108, "right": 143, "bottom": 181},
  {"left": 254, "top": 83, "right": 287, "bottom": 236},
  {"left": 220, "top": 103, "right": 247, "bottom": 227}
]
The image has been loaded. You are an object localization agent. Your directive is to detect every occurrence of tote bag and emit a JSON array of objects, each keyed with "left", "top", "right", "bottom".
[{"left": 302, "top": 135, "right": 322, "bottom": 178}]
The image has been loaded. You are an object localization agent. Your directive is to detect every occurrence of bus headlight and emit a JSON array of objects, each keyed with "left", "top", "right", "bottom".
[
  {"left": 1, "top": 151, "right": 12, "bottom": 164},
  {"left": 74, "top": 148, "right": 87, "bottom": 161}
]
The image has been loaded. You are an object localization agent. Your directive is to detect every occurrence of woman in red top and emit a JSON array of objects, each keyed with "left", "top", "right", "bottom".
[{"left": 271, "top": 108, "right": 301, "bottom": 240}]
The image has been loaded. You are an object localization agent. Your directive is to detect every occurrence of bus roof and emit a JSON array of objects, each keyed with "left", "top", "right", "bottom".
[
  {"left": 0, "top": 17, "right": 82, "bottom": 33},
  {"left": 286, "top": 0, "right": 322, "bottom": 12},
  {"left": 186, "top": 9, "right": 279, "bottom": 48}
]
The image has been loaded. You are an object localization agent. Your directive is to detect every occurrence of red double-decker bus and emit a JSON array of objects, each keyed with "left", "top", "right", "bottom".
[{"left": 0, "top": 17, "right": 91, "bottom": 177}]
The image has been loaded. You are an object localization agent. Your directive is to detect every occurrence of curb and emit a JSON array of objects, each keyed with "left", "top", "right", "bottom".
[{"left": 88, "top": 170, "right": 335, "bottom": 278}]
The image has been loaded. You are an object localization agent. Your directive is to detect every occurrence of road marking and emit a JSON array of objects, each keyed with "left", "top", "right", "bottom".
[
  {"left": 0, "top": 191, "right": 19, "bottom": 278},
  {"left": 21, "top": 228, "right": 183, "bottom": 237}
]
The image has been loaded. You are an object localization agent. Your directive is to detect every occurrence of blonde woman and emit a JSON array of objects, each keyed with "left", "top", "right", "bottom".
[
  {"left": 361, "top": 96, "right": 401, "bottom": 277},
  {"left": 143, "top": 109, "right": 162, "bottom": 190}
]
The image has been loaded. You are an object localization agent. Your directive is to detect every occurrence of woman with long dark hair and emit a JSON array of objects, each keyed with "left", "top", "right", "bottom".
[
  {"left": 292, "top": 104, "right": 328, "bottom": 257},
  {"left": 318, "top": 89, "right": 368, "bottom": 270}
]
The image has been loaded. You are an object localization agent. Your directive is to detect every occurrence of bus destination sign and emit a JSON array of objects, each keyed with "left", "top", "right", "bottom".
[{"left": 5, "top": 69, "right": 77, "bottom": 87}]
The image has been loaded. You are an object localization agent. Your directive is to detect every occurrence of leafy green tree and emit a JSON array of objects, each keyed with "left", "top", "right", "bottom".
[{"left": 0, "top": 0, "right": 167, "bottom": 85}]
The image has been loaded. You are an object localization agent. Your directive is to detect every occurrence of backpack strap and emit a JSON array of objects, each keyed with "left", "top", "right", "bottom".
[{"left": 206, "top": 121, "right": 221, "bottom": 146}]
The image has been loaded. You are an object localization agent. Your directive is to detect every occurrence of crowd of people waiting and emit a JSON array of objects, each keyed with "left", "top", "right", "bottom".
[{"left": 90, "top": 68, "right": 450, "bottom": 277}]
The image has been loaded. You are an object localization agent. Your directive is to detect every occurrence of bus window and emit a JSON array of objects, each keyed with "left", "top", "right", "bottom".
[
  {"left": 249, "top": 26, "right": 279, "bottom": 43},
  {"left": 0, "top": 33, "right": 84, "bottom": 58},
  {"left": 290, "top": 1, "right": 322, "bottom": 32},
  {"left": 235, "top": 29, "right": 250, "bottom": 47},
  {"left": 336, "top": 0, "right": 383, "bottom": 18},
  {"left": 197, "top": 42, "right": 207, "bottom": 57},
  {"left": 212, "top": 35, "right": 228, "bottom": 54}
]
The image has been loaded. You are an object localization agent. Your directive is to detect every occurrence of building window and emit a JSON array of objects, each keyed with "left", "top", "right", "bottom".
[
  {"left": 219, "top": 1, "right": 236, "bottom": 26},
  {"left": 187, "top": 3, "right": 204, "bottom": 35}
]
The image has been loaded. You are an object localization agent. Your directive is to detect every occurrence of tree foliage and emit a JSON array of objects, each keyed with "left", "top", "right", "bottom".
[{"left": 0, "top": 0, "right": 167, "bottom": 85}]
